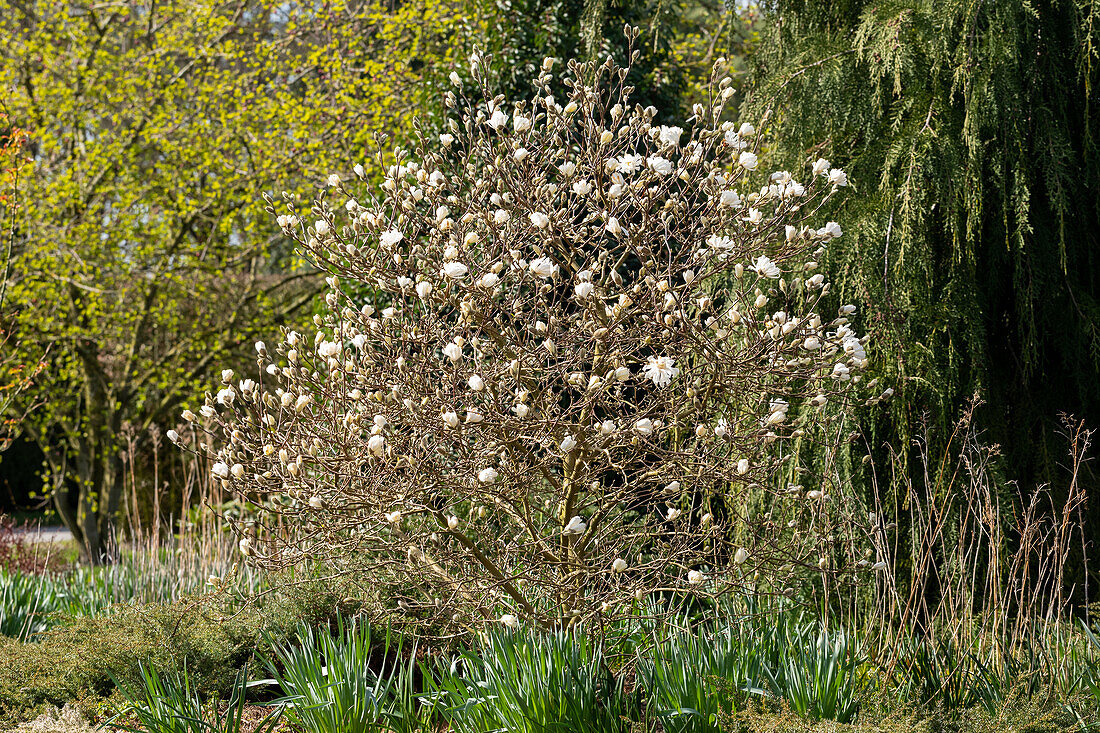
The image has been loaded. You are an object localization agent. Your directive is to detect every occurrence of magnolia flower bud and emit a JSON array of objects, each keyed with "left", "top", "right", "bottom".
[
  {"left": 478, "top": 467, "right": 498, "bottom": 484},
  {"left": 612, "top": 558, "right": 628, "bottom": 573},
  {"left": 734, "top": 547, "right": 750, "bottom": 565},
  {"left": 736, "top": 458, "right": 750, "bottom": 475},
  {"left": 500, "top": 613, "right": 520, "bottom": 628},
  {"left": 687, "top": 570, "right": 706, "bottom": 585},
  {"left": 239, "top": 538, "right": 252, "bottom": 556}
]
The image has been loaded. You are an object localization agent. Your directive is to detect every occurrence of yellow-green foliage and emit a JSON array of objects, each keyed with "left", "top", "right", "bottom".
[{"left": 0, "top": 0, "right": 462, "bottom": 560}]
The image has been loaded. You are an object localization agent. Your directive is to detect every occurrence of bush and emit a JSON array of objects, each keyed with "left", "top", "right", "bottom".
[
  {"left": 184, "top": 40, "right": 881, "bottom": 636},
  {"left": 0, "top": 577, "right": 357, "bottom": 728}
]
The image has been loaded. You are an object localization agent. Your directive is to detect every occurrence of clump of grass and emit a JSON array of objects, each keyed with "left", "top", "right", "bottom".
[
  {"left": 263, "top": 615, "right": 423, "bottom": 733},
  {"left": 107, "top": 663, "right": 281, "bottom": 733},
  {"left": 429, "top": 627, "right": 632, "bottom": 733}
]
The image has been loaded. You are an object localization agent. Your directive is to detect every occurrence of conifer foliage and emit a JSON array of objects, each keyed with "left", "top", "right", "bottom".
[{"left": 746, "top": 0, "right": 1100, "bottom": 499}]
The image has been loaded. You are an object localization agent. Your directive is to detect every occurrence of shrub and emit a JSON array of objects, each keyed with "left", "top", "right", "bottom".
[
  {"left": 0, "top": 578, "right": 354, "bottom": 727},
  {"left": 183, "top": 38, "right": 882, "bottom": 634}
]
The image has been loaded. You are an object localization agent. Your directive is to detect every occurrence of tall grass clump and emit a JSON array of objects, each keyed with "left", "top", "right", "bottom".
[
  {"left": 265, "top": 616, "right": 423, "bottom": 733},
  {"left": 431, "top": 627, "right": 631, "bottom": 733},
  {"left": 108, "top": 663, "right": 282, "bottom": 733}
]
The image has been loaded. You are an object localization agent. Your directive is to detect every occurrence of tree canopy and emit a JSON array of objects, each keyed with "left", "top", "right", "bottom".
[
  {"left": 744, "top": 0, "right": 1100, "bottom": 505},
  {"left": 0, "top": 0, "right": 462, "bottom": 560}
]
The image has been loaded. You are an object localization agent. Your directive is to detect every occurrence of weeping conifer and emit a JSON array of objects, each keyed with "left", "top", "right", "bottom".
[{"left": 743, "top": 0, "right": 1099, "bottom": 532}]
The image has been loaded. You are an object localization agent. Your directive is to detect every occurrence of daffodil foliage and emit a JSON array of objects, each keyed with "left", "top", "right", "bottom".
[
  {"left": 0, "top": 0, "right": 461, "bottom": 562},
  {"left": 187, "top": 45, "right": 887, "bottom": 633}
]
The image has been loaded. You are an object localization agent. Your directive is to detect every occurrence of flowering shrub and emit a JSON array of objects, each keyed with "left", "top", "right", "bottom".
[{"left": 180, "top": 41, "right": 880, "bottom": 632}]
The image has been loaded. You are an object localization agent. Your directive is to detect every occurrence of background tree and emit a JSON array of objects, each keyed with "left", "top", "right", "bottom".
[
  {"left": 742, "top": 0, "right": 1099, "bottom": 543},
  {"left": 0, "top": 0, "right": 461, "bottom": 562}
]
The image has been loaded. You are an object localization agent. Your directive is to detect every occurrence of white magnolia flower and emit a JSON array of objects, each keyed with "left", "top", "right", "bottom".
[
  {"left": 872, "top": 561, "right": 889, "bottom": 571},
  {"left": 736, "top": 458, "right": 750, "bottom": 475},
  {"left": 385, "top": 510, "right": 402, "bottom": 523},
  {"left": 493, "top": 209, "right": 510, "bottom": 224},
  {"left": 642, "top": 356, "right": 679, "bottom": 387},
  {"left": 724, "top": 128, "right": 748, "bottom": 149},
  {"left": 617, "top": 154, "right": 643, "bottom": 174},
  {"left": 239, "top": 538, "right": 252, "bottom": 556},
  {"left": 500, "top": 614, "right": 520, "bottom": 628},
  {"left": 828, "top": 168, "right": 849, "bottom": 187},
  {"left": 439, "top": 133, "right": 454, "bottom": 147},
  {"left": 513, "top": 114, "right": 532, "bottom": 132},
  {"left": 166, "top": 429, "right": 180, "bottom": 443},
  {"left": 318, "top": 341, "right": 340, "bottom": 358},
  {"left": 563, "top": 515, "right": 587, "bottom": 535},
  {"left": 558, "top": 161, "right": 577, "bottom": 177},
  {"left": 647, "top": 156, "right": 673, "bottom": 175},
  {"left": 529, "top": 257, "right": 558, "bottom": 278},
  {"left": 529, "top": 212, "right": 550, "bottom": 229},
  {"left": 600, "top": 420, "right": 616, "bottom": 435},
  {"left": 840, "top": 304, "right": 858, "bottom": 315},
  {"left": 738, "top": 122, "right": 755, "bottom": 137},
  {"left": 465, "top": 409, "right": 484, "bottom": 423},
  {"left": 380, "top": 229, "right": 403, "bottom": 247},
  {"left": 216, "top": 388, "right": 235, "bottom": 406},
  {"left": 230, "top": 464, "right": 245, "bottom": 479},
  {"left": 614, "top": 366, "right": 631, "bottom": 381},
  {"left": 512, "top": 403, "right": 530, "bottom": 418},
  {"left": 575, "top": 281, "right": 594, "bottom": 298},
  {"left": 738, "top": 151, "right": 759, "bottom": 170},
  {"left": 478, "top": 467, "right": 499, "bottom": 484},
  {"left": 571, "top": 179, "right": 593, "bottom": 196},
  {"left": 367, "top": 434, "right": 386, "bottom": 456},
  {"left": 658, "top": 125, "right": 683, "bottom": 148},
  {"left": 442, "top": 262, "right": 469, "bottom": 279},
  {"left": 666, "top": 507, "right": 681, "bottom": 521},
  {"left": 612, "top": 558, "right": 628, "bottom": 573},
  {"left": 314, "top": 219, "right": 330, "bottom": 236},
  {"left": 468, "top": 375, "right": 485, "bottom": 391},
  {"left": 687, "top": 570, "right": 706, "bottom": 585},
  {"left": 734, "top": 547, "right": 751, "bottom": 565},
  {"left": 309, "top": 496, "right": 324, "bottom": 509},
  {"left": 212, "top": 462, "right": 230, "bottom": 479},
  {"left": 743, "top": 208, "right": 763, "bottom": 225},
  {"left": 447, "top": 516, "right": 460, "bottom": 530},
  {"left": 487, "top": 108, "right": 508, "bottom": 130},
  {"left": 443, "top": 342, "right": 463, "bottom": 362},
  {"left": 634, "top": 418, "right": 654, "bottom": 436},
  {"left": 477, "top": 272, "right": 500, "bottom": 288},
  {"left": 812, "top": 158, "right": 831, "bottom": 177},
  {"left": 752, "top": 255, "right": 781, "bottom": 279},
  {"left": 820, "top": 221, "right": 843, "bottom": 239},
  {"left": 719, "top": 190, "right": 741, "bottom": 208},
  {"left": 560, "top": 435, "right": 578, "bottom": 452},
  {"left": 442, "top": 411, "right": 460, "bottom": 429},
  {"left": 416, "top": 281, "right": 433, "bottom": 299}
]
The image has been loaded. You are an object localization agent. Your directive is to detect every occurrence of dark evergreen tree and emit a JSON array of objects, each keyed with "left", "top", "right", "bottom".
[{"left": 743, "top": 0, "right": 1099, "bottom": 522}]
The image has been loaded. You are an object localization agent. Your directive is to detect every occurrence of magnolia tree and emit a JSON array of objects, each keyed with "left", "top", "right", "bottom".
[{"left": 179, "top": 42, "right": 880, "bottom": 632}]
